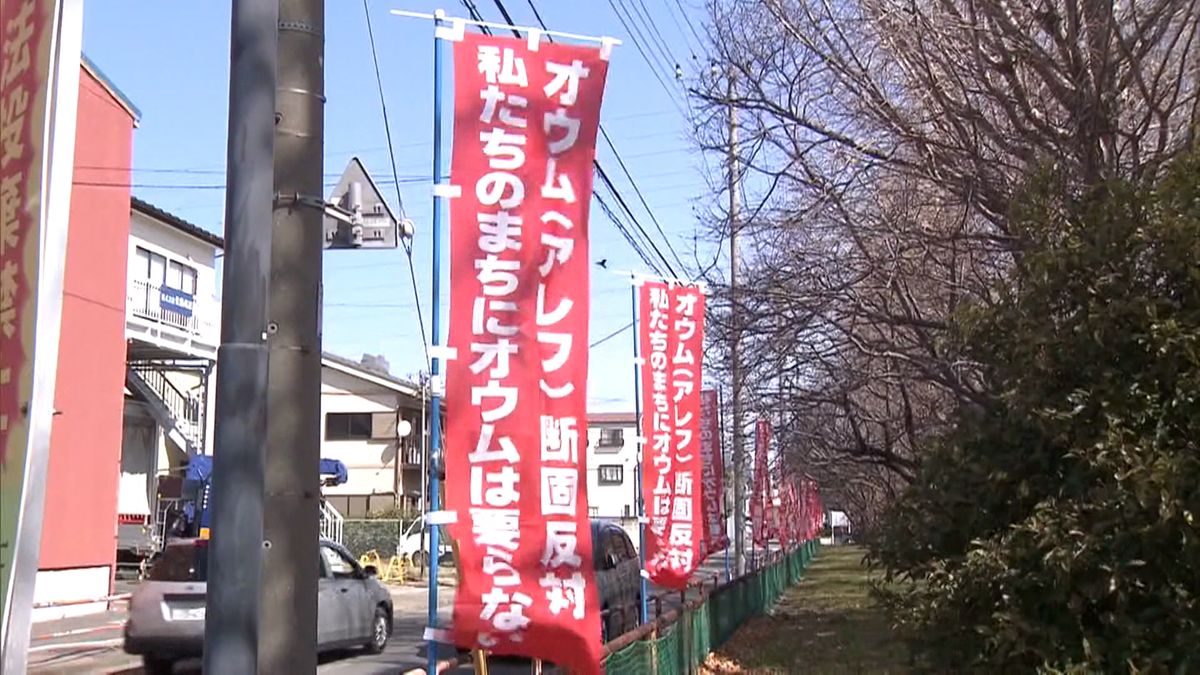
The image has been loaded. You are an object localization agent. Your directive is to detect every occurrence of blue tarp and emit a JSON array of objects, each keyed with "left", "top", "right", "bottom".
[
  {"left": 319, "top": 458, "right": 348, "bottom": 486},
  {"left": 176, "top": 456, "right": 347, "bottom": 531},
  {"left": 181, "top": 455, "right": 213, "bottom": 524},
  {"left": 185, "top": 455, "right": 213, "bottom": 484}
]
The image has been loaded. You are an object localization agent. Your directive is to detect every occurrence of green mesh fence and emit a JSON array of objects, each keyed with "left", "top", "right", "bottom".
[{"left": 603, "top": 540, "right": 821, "bottom": 675}]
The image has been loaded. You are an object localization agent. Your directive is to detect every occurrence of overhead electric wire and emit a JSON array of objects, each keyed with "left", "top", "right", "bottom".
[
  {"left": 669, "top": 0, "right": 707, "bottom": 54},
  {"left": 496, "top": 0, "right": 687, "bottom": 278},
  {"left": 603, "top": 0, "right": 689, "bottom": 118},
  {"left": 594, "top": 187, "right": 664, "bottom": 277},
  {"left": 464, "top": 0, "right": 681, "bottom": 279},
  {"left": 72, "top": 176, "right": 428, "bottom": 191},
  {"left": 363, "top": 0, "right": 430, "bottom": 367},
  {"left": 590, "top": 320, "right": 634, "bottom": 348},
  {"left": 592, "top": 161, "right": 679, "bottom": 277},
  {"left": 627, "top": 0, "right": 681, "bottom": 75},
  {"left": 597, "top": 126, "right": 687, "bottom": 272}
]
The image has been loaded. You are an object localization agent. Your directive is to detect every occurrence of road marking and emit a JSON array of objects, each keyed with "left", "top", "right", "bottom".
[
  {"left": 34, "top": 621, "right": 125, "bottom": 640},
  {"left": 28, "top": 638, "right": 123, "bottom": 653}
]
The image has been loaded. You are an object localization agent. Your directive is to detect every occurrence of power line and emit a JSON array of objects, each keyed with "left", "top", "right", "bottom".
[
  {"left": 467, "top": 0, "right": 680, "bottom": 278},
  {"left": 594, "top": 186, "right": 664, "bottom": 277},
  {"left": 597, "top": 126, "right": 687, "bottom": 271},
  {"left": 604, "top": 0, "right": 689, "bottom": 117},
  {"left": 590, "top": 320, "right": 634, "bottom": 348},
  {"left": 592, "top": 161, "right": 679, "bottom": 277},
  {"left": 363, "top": 0, "right": 430, "bottom": 371},
  {"left": 72, "top": 176, "right": 429, "bottom": 191},
  {"left": 628, "top": 0, "right": 681, "bottom": 75},
  {"left": 500, "top": 0, "right": 687, "bottom": 278},
  {"left": 668, "top": 0, "right": 706, "bottom": 54}
]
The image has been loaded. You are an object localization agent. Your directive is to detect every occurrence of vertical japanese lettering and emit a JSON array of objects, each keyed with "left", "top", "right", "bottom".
[{"left": 446, "top": 32, "right": 609, "bottom": 674}]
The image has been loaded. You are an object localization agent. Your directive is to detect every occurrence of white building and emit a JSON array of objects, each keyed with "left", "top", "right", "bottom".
[
  {"left": 116, "top": 200, "right": 434, "bottom": 564},
  {"left": 586, "top": 412, "right": 641, "bottom": 544},
  {"left": 119, "top": 198, "right": 223, "bottom": 559},
  {"left": 319, "top": 354, "right": 431, "bottom": 518}
]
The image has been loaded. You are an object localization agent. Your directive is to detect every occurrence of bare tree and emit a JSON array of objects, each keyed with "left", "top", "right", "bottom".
[{"left": 695, "top": 0, "right": 1200, "bottom": 527}]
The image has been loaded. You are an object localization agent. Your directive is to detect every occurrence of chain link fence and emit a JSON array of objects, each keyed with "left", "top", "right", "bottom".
[{"left": 603, "top": 540, "right": 820, "bottom": 674}]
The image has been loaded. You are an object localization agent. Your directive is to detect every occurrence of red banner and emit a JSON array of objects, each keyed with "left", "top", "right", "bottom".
[
  {"left": 638, "top": 280, "right": 705, "bottom": 589},
  {"left": 808, "top": 480, "right": 823, "bottom": 540},
  {"left": 751, "top": 419, "right": 772, "bottom": 546},
  {"left": 444, "top": 33, "right": 609, "bottom": 672},
  {"left": 778, "top": 480, "right": 794, "bottom": 549},
  {"left": 1, "top": 0, "right": 56, "bottom": 627},
  {"left": 698, "top": 388, "right": 726, "bottom": 556}
]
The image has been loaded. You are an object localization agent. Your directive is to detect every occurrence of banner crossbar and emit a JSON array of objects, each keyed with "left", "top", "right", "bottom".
[{"left": 390, "top": 8, "right": 622, "bottom": 47}]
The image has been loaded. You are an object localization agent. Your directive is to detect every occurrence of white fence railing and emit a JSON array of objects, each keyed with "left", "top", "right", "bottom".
[
  {"left": 401, "top": 444, "right": 422, "bottom": 466},
  {"left": 127, "top": 279, "right": 217, "bottom": 341},
  {"left": 320, "top": 500, "right": 344, "bottom": 545}
]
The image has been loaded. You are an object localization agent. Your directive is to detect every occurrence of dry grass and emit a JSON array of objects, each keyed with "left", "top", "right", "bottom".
[{"left": 700, "top": 546, "right": 908, "bottom": 674}]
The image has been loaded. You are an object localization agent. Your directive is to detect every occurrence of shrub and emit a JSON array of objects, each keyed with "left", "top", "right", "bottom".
[{"left": 872, "top": 152, "right": 1200, "bottom": 672}]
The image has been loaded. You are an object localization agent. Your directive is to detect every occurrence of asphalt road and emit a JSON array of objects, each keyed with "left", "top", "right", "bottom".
[
  {"left": 27, "top": 585, "right": 458, "bottom": 674},
  {"left": 25, "top": 549, "right": 756, "bottom": 674}
]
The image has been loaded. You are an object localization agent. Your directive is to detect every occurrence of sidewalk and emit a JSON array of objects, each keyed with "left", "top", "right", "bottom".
[{"left": 701, "top": 546, "right": 908, "bottom": 674}]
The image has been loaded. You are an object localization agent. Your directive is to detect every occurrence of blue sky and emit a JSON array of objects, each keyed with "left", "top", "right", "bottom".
[{"left": 81, "top": 0, "right": 719, "bottom": 412}]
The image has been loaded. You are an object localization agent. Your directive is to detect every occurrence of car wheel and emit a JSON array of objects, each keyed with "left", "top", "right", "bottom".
[
  {"left": 142, "top": 655, "right": 175, "bottom": 675},
  {"left": 364, "top": 606, "right": 390, "bottom": 654},
  {"left": 412, "top": 550, "right": 431, "bottom": 567}
]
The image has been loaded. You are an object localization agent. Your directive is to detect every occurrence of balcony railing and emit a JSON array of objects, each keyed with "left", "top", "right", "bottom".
[
  {"left": 127, "top": 279, "right": 216, "bottom": 340},
  {"left": 401, "top": 443, "right": 422, "bottom": 466}
]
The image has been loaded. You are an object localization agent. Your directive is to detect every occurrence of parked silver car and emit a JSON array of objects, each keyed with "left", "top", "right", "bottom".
[{"left": 123, "top": 538, "right": 393, "bottom": 674}]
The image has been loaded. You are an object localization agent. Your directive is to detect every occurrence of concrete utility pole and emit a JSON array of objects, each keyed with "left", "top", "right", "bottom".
[
  {"left": 260, "top": 0, "right": 324, "bottom": 671},
  {"left": 727, "top": 73, "right": 747, "bottom": 576},
  {"left": 203, "top": 0, "right": 276, "bottom": 672}
]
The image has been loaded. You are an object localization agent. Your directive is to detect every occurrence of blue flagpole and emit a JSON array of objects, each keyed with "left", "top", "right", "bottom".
[
  {"left": 630, "top": 283, "right": 649, "bottom": 625},
  {"left": 426, "top": 12, "right": 446, "bottom": 675}
]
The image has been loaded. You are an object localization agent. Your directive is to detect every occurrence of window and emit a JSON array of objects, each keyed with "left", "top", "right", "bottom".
[
  {"left": 321, "top": 545, "right": 358, "bottom": 579},
  {"left": 325, "top": 412, "right": 373, "bottom": 441},
  {"left": 167, "top": 260, "right": 198, "bottom": 295},
  {"left": 598, "top": 427, "right": 624, "bottom": 448},
  {"left": 325, "top": 412, "right": 398, "bottom": 442},
  {"left": 134, "top": 246, "right": 166, "bottom": 284},
  {"left": 133, "top": 246, "right": 198, "bottom": 293},
  {"left": 598, "top": 464, "right": 623, "bottom": 486}
]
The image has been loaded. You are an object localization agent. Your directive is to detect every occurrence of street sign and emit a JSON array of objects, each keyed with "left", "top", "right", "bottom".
[{"left": 323, "top": 157, "right": 409, "bottom": 249}]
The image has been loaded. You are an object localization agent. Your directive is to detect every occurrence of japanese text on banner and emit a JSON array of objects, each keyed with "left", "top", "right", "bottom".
[
  {"left": 751, "top": 418, "right": 772, "bottom": 547},
  {"left": 638, "top": 281, "right": 705, "bottom": 589},
  {"left": 1, "top": 0, "right": 55, "bottom": 628},
  {"left": 444, "top": 32, "right": 609, "bottom": 675},
  {"left": 699, "top": 389, "right": 726, "bottom": 556}
]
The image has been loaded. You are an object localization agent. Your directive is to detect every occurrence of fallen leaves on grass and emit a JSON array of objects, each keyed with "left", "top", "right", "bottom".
[{"left": 701, "top": 547, "right": 909, "bottom": 674}]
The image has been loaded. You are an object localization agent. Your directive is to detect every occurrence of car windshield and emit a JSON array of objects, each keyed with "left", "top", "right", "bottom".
[{"left": 149, "top": 542, "right": 208, "bottom": 582}]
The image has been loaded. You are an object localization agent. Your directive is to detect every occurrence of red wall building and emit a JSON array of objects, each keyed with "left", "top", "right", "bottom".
[{"left": 33, "top": 57, "right": 139, "bottom": 617}]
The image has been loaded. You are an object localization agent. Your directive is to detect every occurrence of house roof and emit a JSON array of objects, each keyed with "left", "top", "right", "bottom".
[
  {"left": 321, "top": 352, "right": 420, "bottom": 397},
  {"left": 589, "top": 412, "right": 637, "bottom": 425},
  {"left": 131, "top": 197, "right": 225, "bottom": 249},
  {"left": 81, "top": 54, "right": 142, "bottom": 122}
]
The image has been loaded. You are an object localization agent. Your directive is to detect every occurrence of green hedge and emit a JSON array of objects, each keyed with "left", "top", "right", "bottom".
[{"left": 343, "top": 519, "right": 412, "bottom": 557}]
